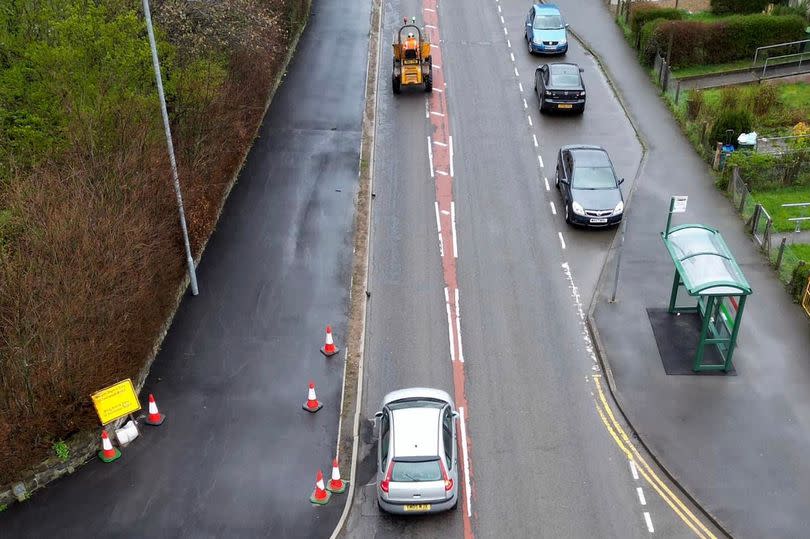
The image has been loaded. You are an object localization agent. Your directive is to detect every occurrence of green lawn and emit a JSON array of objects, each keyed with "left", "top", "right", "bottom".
[
  {"left": 755, "top": 186, "right": 810, "bottom": 232},
  {"left": 787, "top": 243, "right": 810, "bottom": 261},
  {"left": 781, "top": 82, "right": 810, "bottom": 111}
]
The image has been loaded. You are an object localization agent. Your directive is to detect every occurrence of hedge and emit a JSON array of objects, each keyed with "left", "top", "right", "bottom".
[
  {"left": 711, "top": 0, "right": 770, "bottom": 15},
  {"left": 630, "top": 3, "right": 683, "bottom": 35},
  {"left": 645, "top": 14, "right": 806, "bottom": 68}
]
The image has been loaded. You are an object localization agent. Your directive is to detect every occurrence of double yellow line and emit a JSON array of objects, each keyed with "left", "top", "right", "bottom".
[{"left": 591, "top": 375, "right": 718, "bottom": 539}]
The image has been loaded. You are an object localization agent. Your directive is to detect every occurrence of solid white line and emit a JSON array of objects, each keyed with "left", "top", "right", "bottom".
[
  {"left": 427, "top": 136, "right": 435, "bottom": 178},
  {"left": 433, "top": 140, "right": 448, "bottom": 147},
  {"left": 523, "top": 98, "right": 528, "bottom": 109},
  {"left": 544, "top": 177, "right": 550, "bottom": 191},
  {"left": 637, "top": 487, "right": 647, "bottom": 506},
  {"left": 532, "top": 134, "right": 538, "bottom": 148},
  {"left": 504, "top": 27, "right": 508, "bottom": 36},
  {"left": 438, "top": 233, "right": 444, "bottom": 257},
  {"left": 630, "top": 460, "right": 639, "bottom": 480},
  {"left": 431, "top": 111, "right": 445, "bottom": 117},
  {"left": 451, "top": 201, "right": 458, "bottom": 258},
  {"left": 537, "top": 154, "right": 544, "bottom": 167},
  {"left": 510, "top": 52, "right": 515, "bottom": 63},
  {"left": 558, "top": 232, "right": 566, "bottom": 250},
  {"left": 643, "top": 512, "right": 654, "bottom": 533},
  {"left": 449, "top": 135, "right": 454, "bottom": 177},
  {"left": 425, "top": 99, "right": 430, "bottom": 119},
  {"left": 436, "top": 170, "right": 449, "bottom": 176},
  {"left": 507, "top": 39, "right": 512, "bottom": 48},
  {"left": 514, "top": 66, "right": 519, "bottom": 77},
  {"left": 501, "top": 15, "right": 505, "bottom": 24},
  {"left": 435, "top": 201, "right": 442, "bottom": 233},
  {"left": 550, "top": 201, "right": 556, "bottom": 215},
  {"left": 518, "top": 82, "right": 524, "bottom": 93},
  {"left": 527, "top": 115, "right": 533, "bottom": 127},
  {"left": 454, "top": 288, "right": 464, "bottom": 362},
  {"left": 445, "top": 287, "right": 455, "bottom": 362},
  {"left": 459, "top": 406, "right": 472, "bottom": 517}
]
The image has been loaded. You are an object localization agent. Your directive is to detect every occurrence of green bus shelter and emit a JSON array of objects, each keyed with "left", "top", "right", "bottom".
[{"left": 662, "top": 224, "right": 752, "bottom": 372}]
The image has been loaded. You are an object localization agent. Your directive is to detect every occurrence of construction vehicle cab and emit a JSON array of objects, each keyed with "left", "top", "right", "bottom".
[{"left": 392, "top": 18, "right": 432, "bottom": 94}]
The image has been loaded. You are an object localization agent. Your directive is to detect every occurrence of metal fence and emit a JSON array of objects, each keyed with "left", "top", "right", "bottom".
[{"left": 730, "top": 166, "right": 808, "bottom": 288}]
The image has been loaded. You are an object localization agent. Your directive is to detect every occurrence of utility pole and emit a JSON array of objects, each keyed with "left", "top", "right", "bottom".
[{"left": 142, "top": 0, "right": 199, "bottom": 296}]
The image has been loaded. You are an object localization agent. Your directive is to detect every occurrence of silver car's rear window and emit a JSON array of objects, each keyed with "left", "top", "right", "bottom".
[
  {"left": 392, "top": 460, "right": 442, "bottom": 482},
  {"left": 387, "top": 399, "right": 444, "bottom": 411}
]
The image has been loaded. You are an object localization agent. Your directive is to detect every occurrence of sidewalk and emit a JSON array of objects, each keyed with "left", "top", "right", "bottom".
[{"left": 561, "top": 0, "right": 810, "bottom": 537}]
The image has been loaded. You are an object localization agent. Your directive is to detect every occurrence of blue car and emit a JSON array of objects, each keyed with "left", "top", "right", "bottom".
[{"left": 525, "top": 4, "right": 568, "bottom": 55}]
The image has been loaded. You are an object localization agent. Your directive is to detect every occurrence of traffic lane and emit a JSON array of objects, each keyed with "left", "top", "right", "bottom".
[
  {"left": 439, "top": 1, "right": 675, "bottom": 537},
  {"left": 507, "top": 18, "right": 642, "bottom": 299},
  {"left": 1, "top": 0, "right": 371, "bottom": 533},
  {"left": 341, "top": 0, "right": 463, "bottom": 536}
]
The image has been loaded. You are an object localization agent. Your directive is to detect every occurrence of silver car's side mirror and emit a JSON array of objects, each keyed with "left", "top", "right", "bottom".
[
  {"left": 374, "top": 411, "right": 383, "bottom": 418},
  {"left": 451, "top": 411, "right": 460, "bottom": 419}
]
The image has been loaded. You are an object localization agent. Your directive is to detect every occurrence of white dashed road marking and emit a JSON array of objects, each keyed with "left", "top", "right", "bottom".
[
  {"left": 427, "top": 136, "right": 434, "bottom": 178},
  {"left": 558, "top": 232, "right": 566, "bottom": 250},
  {"left": 549, "top": 201, "right": 556, "bottom": 215},
  {"left": 637, "top": 487, "right": 647, "bottom": 506},
  {"left": 644, "top": 512, "right": 655, "bottom": 533},
  {"left": 532, "top": 134, "right": 538, "bottom": 148},
  {"left": 544, "top": 177, "right": 550, "bottom": 191}
]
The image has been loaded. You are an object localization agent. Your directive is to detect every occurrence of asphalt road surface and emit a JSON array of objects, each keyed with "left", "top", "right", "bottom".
[
  {"left": 343, "top": 0, "right": 725, "bottom": 537},
  {"left": 0, "top": 0, "right": 370, "bottom": 536}
]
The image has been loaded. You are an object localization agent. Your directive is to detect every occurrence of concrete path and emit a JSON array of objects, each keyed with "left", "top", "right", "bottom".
[
  {"left": 559, "top": 0, "right": 810, "bottom": 537},
  {"left": 679, "top": 61, "right": 810, "bottom": 90},
  {"left": 0, "top": 0, "right": 371, "bottom": 536}
]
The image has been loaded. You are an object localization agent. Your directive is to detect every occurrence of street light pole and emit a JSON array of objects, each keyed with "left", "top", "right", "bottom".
[{"left": 142, "top": 0, "right": 199, "bottom": 296}]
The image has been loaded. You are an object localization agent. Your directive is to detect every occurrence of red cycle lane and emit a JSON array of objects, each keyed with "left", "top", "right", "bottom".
[{"left": 422, "top": 2, "right": 475, "bottom": 537}]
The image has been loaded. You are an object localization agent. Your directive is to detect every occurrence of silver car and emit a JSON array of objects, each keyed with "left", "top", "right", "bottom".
[{"left": 375, "top": 387, "right": 459, "bottom": 514}]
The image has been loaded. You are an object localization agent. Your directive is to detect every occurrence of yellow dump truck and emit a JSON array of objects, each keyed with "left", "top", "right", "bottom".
[{"left": 392, "top": 19, "right": 432, "bottom": 94}]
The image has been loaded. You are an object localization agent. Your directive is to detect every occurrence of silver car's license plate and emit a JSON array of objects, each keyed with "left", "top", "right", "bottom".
[{"left": 590, "top": 218, "right": 608, "bottom": 224}]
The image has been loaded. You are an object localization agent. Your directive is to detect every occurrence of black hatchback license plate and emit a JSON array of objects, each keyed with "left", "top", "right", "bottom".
[{"left": 590, "top": 218, "right": 608, "bottom": 224}]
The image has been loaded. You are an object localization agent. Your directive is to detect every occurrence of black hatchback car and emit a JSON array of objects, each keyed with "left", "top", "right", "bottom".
[
  {"left": 555, "top": 145, "right": 624, "bottom": 227},
  {"left": 534, "top": 63, "right": 585, "bottom": 114}
]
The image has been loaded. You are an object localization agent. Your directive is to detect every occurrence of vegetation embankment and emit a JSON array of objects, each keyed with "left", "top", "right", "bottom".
[{"left": 0, "top": 0, "right": 307, "bottom": 485}]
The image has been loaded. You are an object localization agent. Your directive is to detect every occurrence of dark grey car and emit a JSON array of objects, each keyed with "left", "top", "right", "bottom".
[
  {"left": 535, "top": 63, "right": 586, "bottom": 114},
  {"left": 555, "top": 145, "right": 625, "bottom": 227}
]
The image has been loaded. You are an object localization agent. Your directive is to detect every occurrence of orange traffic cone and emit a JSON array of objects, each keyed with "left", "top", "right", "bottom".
[
  {"left": 302, "top": 381, "right": 323, "bottom": 413},
  {"left": 327, "top": 458, "right": 347, "bottom": 493},
  {"left": 98, "top": 430, "right": 121, "bottom": 463},
  {"left": 310, "top": 469, "right": 331, "bottom": 505},
  {"left": 321, "top": 325, "right": 339, "bottom": 357},
  {"left": 145, "top": 394, "right": 165, "bottom": 426}
]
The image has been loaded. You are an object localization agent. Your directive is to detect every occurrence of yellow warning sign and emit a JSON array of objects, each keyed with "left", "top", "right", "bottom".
[{"left": 91, "top": 379, "right": 141, "bottom": 425}]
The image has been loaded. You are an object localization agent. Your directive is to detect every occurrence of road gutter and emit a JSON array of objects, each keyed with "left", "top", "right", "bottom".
[
  {"left": 330, "top": 0, "right": 381, "bottom": 533},
  {"left": 568, "top": 13, "right": 731, "bottom": 539}
]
